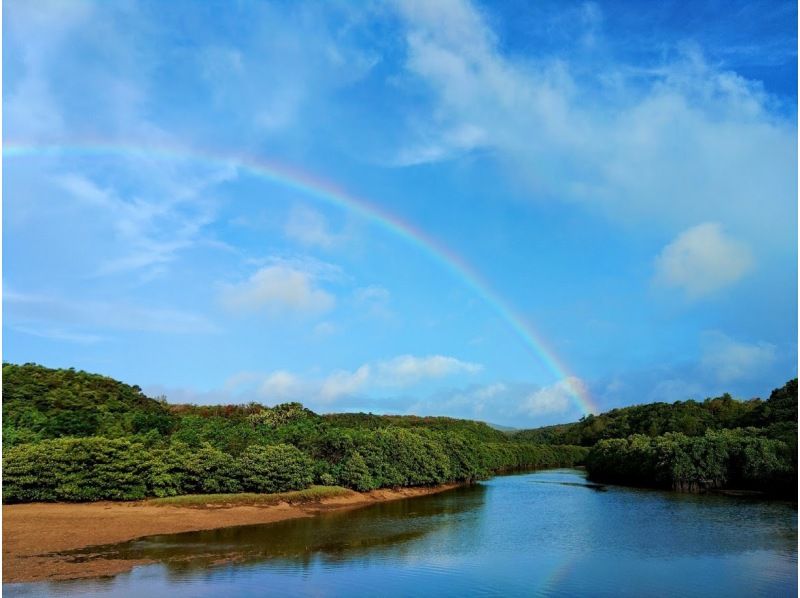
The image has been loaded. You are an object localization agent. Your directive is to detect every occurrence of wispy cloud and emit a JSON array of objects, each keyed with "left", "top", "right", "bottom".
[
  {"left": 4, "top": 0, "right": 93, "bottom": 140},
  {"left": 313, "top": 321, "right": 338, "bottom": 337},
  {"left": 7, "top": 1, "right": 239, "bottom": 282},
  {"left": 197, "top": 3, "right": 380, "bottom": 138},
  {"left": 57, "top": 172, "right": 230, "bottom": 279},
  {"left": 10, "top": 325, "right": 107, "bottom": 345},
  {"left": 701, "top": 331, "right": 777, "bottom": 383},
  {"left": 353, "top": 285, "right": 392, "bottom": 318},
  {"left": 284, "top": 205, "right": 343, "bottom": 249},
  {"left": 592, "top": 329, "right": 788, "bottom": 407},
  {"left": 5, "top": 290, "right": 219, "bottom": 335},
  {"left": 392, "top": 0, "right": 796, "bottom": 246},
  {"left": 4, "top": 0, "right": 794, "bottom": 420}
]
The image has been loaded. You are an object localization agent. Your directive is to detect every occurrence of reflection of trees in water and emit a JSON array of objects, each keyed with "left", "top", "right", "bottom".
[
  {"left": 561, "top": 483, "right": 798, "bottom": 559},
  {"left": 62, "top": 484, "right": 488, "bottom": 576}
]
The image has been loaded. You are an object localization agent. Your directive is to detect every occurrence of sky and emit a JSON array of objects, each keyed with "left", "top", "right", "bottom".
[{"left": 3, "top": 0, "right": 797, "bottom": 427}]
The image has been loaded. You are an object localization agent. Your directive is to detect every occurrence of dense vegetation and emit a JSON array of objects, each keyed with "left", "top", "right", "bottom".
[
  {"left": 585, "top": 428, "right": 795, "bottom": 495},
  {"left": 2, "top": 363, "right": 587, "bottom": 503},
  {"left": 515, "top": 379, "right": 797, "bottom": 496},
  {"left": 512, "top": 381, "right": 797, "bottom": 447},
  {"left": 6, "top": 363, "right": 793, "bottom": 501}
]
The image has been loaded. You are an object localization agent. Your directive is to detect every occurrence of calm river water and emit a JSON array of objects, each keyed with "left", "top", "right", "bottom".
[{"left": 7, "top": 469, "right": 797, "bottom": 597}]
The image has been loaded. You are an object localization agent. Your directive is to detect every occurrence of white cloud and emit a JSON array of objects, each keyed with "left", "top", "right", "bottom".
[
  {"left": 285, "top": 206, "right": 340, "bottom": 249},
  {"left": 220, "top": 264, "right": 335, "bottom": 316},
  {"left": 145, "top": 373, "right": 592, "bottom": 426},
  {"left": 392, "top": 0, "right": 796, "bottom": 247},
  {"left": 260, "top": 371, "right": 302, "bottom": 401},
  {"left": 376, "top": 354, "right": 482, "bottom": 387},
  {"left": 521, "top": 377, "right": 586, "bottom": 416},
  {"left": 654, "top": 222, "right": 754, "bottom": 298},
  {"left": 320, "top": 365, "right": 372, "bottom": 401},
  {"left": 701, "top": 331, "right": 777, "bottom": 383},
  {"left": 412, "top": 382, "right": 507, "bottom": 416},
  {"left": 318, "top": 354, "right": 481, "bottom": 401},
  {"left": 403, "top": 378, "right": 587, "bottom": 423},
  {"left": 218, "top": 354, "right": 483, "bottom": 404}
]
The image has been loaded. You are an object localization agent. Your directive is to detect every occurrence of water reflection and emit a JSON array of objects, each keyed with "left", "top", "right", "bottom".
[
  {"left": 60, "top": 484, "right": 488, "bottom": 575},
  {"left": 6, "top": 469, "right": 797, "bottom": 598}
]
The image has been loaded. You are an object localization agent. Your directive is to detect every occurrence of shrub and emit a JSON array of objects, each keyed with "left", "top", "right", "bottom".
[
  {"left": 3, "top": 437, "right": 149, "bottom": 502},
  {"left": 336, "top": 451, "right": 376, "bottom": 491},
  {"left": 238, "top": 444, "right": 314, "bottom": 493},
  {"left": 146, "top": 442, "right": 242, "bottom": 496},
  {"left": 318, "top": 472, "right": 337, "bottom": 486}
]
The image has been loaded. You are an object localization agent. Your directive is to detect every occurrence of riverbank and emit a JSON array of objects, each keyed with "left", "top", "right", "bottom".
[{"left": 3, "top": 483, "right": 461, "bottom": 583}]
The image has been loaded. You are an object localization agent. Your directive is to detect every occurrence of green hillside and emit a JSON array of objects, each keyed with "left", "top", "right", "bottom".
[
  {"left": 511, "top": 379, "right": 797, "bottom": 496},
  {"left": 1, "top": 363, "right": 586, "bottom": 503},
  {"left": 512, "top": 381, "right": 797, "bottom": 447},
  {"left": 4, "top": 362, "right": 793, "bottom": 501},
  {"left": 2, "top": 362, "right": 174, "bottom": 446}
]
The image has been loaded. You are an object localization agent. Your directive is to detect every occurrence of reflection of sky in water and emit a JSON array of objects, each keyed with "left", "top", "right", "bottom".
[{"left": 6, "top": 469, "right": 797, "bottom": 597}]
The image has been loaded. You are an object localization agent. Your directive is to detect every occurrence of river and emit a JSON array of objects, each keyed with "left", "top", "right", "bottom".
[{"left": 6, "top": 469, "right": 797, "bottom": 597}]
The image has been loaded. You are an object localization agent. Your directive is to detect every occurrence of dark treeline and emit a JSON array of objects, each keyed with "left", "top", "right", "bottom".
[
  {"left": 515, "top": 379, "right": 797, "bottom": 496},
  {"left": 2, "top": 363, "right": 587, "bottom": 503},
  {"left": 584, "top": 428, "right": 795, "bottom": 495}
]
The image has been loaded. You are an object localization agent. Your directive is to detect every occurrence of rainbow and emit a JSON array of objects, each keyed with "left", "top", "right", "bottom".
[{"left": 4, "top": 141, "right": 597, "bottom": 415}]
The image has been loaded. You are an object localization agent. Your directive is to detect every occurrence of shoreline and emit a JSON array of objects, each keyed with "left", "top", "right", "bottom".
[{"left": 3, "top": 483, "right": 461, "bottom": 584}]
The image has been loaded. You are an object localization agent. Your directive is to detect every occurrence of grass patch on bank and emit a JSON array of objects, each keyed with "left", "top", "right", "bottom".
[{"left": 147, "top": 485, "right": 354, "bottom": 508}]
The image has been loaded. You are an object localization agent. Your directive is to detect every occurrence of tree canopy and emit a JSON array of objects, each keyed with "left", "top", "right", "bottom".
[{"left": 2, "top": 363, "right": 586, "bottom": 503}]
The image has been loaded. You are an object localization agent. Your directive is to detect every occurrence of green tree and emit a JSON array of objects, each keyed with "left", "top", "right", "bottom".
[
  {"left": 238, "top": 444, "right": 314, "bottom": 493},
  {"left": 336, "top": 451, "right": 376, "bottom": 491}
]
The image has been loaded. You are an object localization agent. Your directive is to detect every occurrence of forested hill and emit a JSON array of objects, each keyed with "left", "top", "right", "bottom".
[
  {"left": 1, "top": 363, "right": 586, "bottom": 503},
  {"left": 4, "top": 363, "right": 795, "bottom": 501},
  {"left": 322, "top": 413, "right": 507, "bottom": 442},
  {"left": 2, "top": 362, "right": 174, "bottom": 445},
  {"left": 512, "top": 380, "right": 798, "bottom": 447},
  {"left": 510, "top": 379, "right": 796, "bottom": 497},
  {"left": 2, "top": 363, "right": 507, "bottom": 447}
]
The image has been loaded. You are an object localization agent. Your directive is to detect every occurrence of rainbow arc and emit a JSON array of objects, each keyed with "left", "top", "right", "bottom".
[{"left": 5, "top": 141, "right": 597, "bottom": 415}]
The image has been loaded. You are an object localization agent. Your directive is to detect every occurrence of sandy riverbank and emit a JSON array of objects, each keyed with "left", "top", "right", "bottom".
[{"left": 3, "top": 484, "right": 460, "bottom": 584}]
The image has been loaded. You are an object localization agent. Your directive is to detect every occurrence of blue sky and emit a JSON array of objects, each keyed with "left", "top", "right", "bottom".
[{"left": 3, "top": 0, "right": 797, "bottom": 427}]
